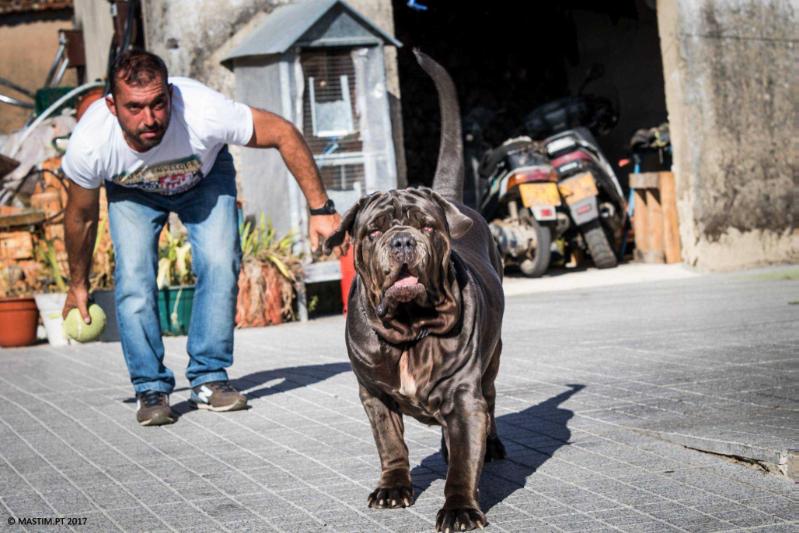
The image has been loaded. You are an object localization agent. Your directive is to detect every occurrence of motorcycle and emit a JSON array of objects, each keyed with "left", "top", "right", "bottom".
[
  {"left": 523, "top": 66, "right": 627, "bottom": 269},
  {"left": 475, "top": 135, "right": 559, "bottom": 277}
]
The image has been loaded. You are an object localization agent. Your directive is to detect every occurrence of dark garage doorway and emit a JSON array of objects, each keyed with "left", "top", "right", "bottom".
[{"left": 393, "top": 0, "right": 667, "bottom": 202}]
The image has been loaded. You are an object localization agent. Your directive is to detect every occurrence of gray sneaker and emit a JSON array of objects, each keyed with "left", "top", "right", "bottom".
[
  {"left": 136, "top": 391, "right": 176, "bottom": 426},
  {"left": 190, "top": 381, "right": 248, "bottom": 412}
]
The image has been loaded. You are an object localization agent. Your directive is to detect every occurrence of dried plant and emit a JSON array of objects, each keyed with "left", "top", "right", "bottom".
[
  {"left": 236, "top": 215, "right": 303, "bottom": 327},
  {"left": 157, "top": 231, "right": 195, "bottom": 289},
  {"left": 0, "top": 264, "right": 40, "bottom": 298},
  {"left": 34, "top": 237, "right": 68, "bottom": 293},
  {"left": 90, "top": 216, "right": 115, "bottom": 291}
]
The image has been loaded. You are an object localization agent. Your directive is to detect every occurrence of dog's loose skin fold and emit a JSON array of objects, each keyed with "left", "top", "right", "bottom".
[{"left": 325, "top": 51, "right": 506, "bottom": 531}]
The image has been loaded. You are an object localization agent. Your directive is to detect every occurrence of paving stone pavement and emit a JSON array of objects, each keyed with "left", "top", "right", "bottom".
[{"left": 0, "top": 270, "right": 796, "bottom": 532}]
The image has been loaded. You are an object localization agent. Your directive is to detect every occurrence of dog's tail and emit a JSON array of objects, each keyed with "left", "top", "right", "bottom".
[{"left": 414, "top": 49, "right": 463, "bottom": 203}]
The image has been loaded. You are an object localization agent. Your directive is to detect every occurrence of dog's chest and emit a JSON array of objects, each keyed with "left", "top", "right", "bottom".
[
  {"left": 384, "top": 346, "right": 440, "bottom": 419},
  {"left": 398, "top": 351, "right": 419, "bottom": 398}
]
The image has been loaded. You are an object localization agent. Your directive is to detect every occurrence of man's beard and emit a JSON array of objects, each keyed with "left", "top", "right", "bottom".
[
  {"left": 118, "top": 106, "right": 170, "bottom": 151},
  {"left": 125, "top": 122, "right": 167, "bottom": 150}
]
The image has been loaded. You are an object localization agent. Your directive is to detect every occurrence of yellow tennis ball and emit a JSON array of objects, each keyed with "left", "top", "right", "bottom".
[{"left": 63, "top": 304, "right": 107, "bottom": 342}]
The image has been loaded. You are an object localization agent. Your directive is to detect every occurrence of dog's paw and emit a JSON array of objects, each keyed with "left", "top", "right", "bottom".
[
  {"left": 367, "top": 485, "right": 413, "bottom": 509},
  {"left": 485, "top": 434, "right": 506, "bottom": 462},
  {"left": 436, "top": 507, "right": 487, "bottom": 531}
]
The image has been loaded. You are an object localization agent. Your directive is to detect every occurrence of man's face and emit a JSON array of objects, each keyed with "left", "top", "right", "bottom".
[{"left": 106, "top": 77, "right": 171, "bottom": 152}]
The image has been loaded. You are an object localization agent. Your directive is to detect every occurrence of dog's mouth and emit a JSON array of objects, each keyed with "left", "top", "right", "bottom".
[
  {"left": 378, "top": 266, "right": 426, "bottom": 316},
  {"left": 391, "top": 267, "right": 419, "bottom": 289}
]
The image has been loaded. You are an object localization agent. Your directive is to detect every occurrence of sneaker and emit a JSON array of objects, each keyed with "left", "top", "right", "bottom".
[
  {"left": 190, "top": 381, "right": 248, "bottom": 412},
  {"left": 136, "top": 391, "right": 176, "bottom": 426}
]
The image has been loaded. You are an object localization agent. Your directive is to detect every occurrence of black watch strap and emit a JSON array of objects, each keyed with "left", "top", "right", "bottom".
[{"left": 309, "top": 198, "right": 336, "bottom": 216}]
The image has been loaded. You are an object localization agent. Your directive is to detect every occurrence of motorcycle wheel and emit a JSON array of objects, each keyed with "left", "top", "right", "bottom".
[
  {"left": 519, "top": 218, "right": 552, "bottom": 278},
  {"left": 582, "top": 221, "right": 618, "bottom": 269}
]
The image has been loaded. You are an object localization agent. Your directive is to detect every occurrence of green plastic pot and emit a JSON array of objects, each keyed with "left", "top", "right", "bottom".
[{"left": 157, "top": 286, "right": 194, "bottom": 336}]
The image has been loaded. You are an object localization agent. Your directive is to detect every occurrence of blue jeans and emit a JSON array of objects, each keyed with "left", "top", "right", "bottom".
[{"left": 107, "top": 147, "right": 241, "bottom": 395}]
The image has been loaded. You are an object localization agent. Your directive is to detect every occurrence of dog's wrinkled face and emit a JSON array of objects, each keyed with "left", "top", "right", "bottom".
[{"left": 326, "top": 188, "right": 472, "bottom": 338}]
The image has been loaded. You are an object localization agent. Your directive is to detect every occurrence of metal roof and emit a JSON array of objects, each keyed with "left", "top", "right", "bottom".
[{"left": 222, "top": 0, "right": 401, "bottom": 65}]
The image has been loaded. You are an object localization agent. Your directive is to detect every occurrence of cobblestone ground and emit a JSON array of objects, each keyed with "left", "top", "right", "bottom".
[{"left": 0, "top": 271, "right": 796, "bottom": 532}]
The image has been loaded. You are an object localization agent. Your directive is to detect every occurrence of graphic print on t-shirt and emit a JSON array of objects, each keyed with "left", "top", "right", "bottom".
[{"left": 111, "top": 155, "right": 203, "bottom": 195}]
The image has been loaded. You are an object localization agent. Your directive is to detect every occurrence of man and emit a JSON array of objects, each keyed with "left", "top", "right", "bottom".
[{"left": 62, "top": 49, "right": 341, "bottom": 426}]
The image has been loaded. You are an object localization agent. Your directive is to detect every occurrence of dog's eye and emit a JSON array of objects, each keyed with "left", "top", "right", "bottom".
[{"left": 369, "top": 229, "right": 383, "bottom": 240}]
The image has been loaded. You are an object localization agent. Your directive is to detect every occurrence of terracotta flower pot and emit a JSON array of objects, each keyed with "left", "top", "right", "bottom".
[{"left": 0, "top": 297, "right": 39, "bottom": 347}]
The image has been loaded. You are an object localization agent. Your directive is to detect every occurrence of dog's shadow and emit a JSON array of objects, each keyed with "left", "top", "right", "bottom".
[
  {"left": 411, "top": 384, "right": 584, "bottom": 513},
  {"left": 168, "top": 361, "right": 352, "bottom": 415}
]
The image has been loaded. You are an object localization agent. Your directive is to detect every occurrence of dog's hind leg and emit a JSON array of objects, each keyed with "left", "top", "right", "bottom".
[
  {"left": 359, "top": 385, "right": 414, "bottom": 509},
  {"left": 482, "top": 340, "right": 507, "bottom": 462}
]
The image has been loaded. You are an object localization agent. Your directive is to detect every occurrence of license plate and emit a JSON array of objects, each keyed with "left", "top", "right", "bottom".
[
  {"left": 519, "top": 183, "right": 561, "bottom": 207},
  {"left": 558, "top": 172, "right": 598, "bottom": 205}
]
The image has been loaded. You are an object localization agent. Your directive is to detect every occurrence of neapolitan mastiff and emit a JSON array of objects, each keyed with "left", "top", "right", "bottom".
[{"left": 325, "top": 51, "right": 506, "bottom": 532}]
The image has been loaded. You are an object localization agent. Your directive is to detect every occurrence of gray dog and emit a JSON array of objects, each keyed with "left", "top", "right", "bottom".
[{"left": 325, "top": 51, "right": 506, "bottom": 532}]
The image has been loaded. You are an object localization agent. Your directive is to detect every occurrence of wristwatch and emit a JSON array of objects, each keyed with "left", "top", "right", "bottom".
[{"left": 309, "top": 198, "right": 337, "bottom": 216}]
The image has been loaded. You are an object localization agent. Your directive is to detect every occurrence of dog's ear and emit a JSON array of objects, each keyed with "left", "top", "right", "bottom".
[
  {"left": 430, "top": 190, "right": 473, "bottom": 240},
  {"left": 323, "top": 194, "right": 374, "bottom": 255}
]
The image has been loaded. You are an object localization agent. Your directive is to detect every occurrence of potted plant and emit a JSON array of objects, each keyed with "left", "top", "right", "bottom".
[
  {"left": 236, "top": 215, "right": 302, "bottom": 327},
  {"left": 0, "top": 264, "right": 40, "bottom": 347},
  {"left": 32, "top": 237, "right": 71, "bottom": 346},
  {"left": 156, "top": 230, "right": 196, "bottom": 335}
]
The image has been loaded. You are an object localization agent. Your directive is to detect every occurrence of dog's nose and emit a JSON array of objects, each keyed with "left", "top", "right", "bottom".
[{"left": 391, "top": 232, "right": 416, "bottom": 260}]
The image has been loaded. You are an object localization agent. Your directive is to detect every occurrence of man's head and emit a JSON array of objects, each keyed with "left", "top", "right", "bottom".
[{"left": 106, "top": 49, "right": 171, "bottom": 152}]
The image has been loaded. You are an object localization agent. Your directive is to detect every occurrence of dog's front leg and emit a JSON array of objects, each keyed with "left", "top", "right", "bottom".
[
  {"left": 359, "top": 385, "right": 413, "bottom": 509},
  {"left": 437, "top": 388, "right": 489, "bottom": 531}
]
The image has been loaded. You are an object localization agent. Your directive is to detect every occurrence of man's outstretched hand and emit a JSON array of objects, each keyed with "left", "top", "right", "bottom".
[
  {"left": 63, "top": 284, "right": 92, "bottom": 324},
  {"left": 309, "top": 213, "right": 343, "bottom": 257}
]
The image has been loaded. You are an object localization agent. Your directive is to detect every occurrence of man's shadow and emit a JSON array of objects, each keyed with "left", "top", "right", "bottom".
[
  {"left": 169, "top": 361, "right": 351, "bottom": 415},
  {"left": 410, "top": 384, "right": 584, "bottom": 513}
]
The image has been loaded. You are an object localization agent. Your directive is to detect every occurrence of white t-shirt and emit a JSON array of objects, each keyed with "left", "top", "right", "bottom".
[{"left": 62, "top": 77, "right": 253, "bottom": 195}]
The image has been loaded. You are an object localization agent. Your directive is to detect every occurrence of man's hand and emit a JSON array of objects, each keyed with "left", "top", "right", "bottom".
[
  {"left": 310, "top": 213, "right": 344, "bottom": 257},
  {"left": 63, "top": 284, "right": 91, "bottom": 323}
]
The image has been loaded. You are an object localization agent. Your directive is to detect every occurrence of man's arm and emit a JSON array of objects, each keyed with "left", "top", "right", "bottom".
[
  {"left": 246, "top": 107, "right": 342, "bottom": 254},
  {"left": 62, "top": 181, "right": 100, "bottom": 321}
]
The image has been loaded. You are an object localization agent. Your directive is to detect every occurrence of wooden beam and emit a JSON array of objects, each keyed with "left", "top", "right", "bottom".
[
  {"left": 629, "top": 172, "right": 660, "bottom": 189},
  {"left": 0, "top": 209, "right": 46, "bottom": 230},
  {"left": 659, "top": 171, "right": 682, "bottom": 263},
  {"left": 632, "top": 188, "right": 649, "bottom": 262},
  {"left": 645, "top": 188, "right": 665, "bottom": 263}
]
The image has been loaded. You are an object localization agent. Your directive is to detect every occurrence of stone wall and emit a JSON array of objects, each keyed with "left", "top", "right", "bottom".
[{"left": 657, "top": 0, "right": 798, "bottom": 270}]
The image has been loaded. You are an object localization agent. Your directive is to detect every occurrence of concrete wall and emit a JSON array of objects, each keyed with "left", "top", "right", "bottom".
[
  {"left": 142, "top": 0, "right": 281, "bottom": 96},
  {"left": 657, "top": 0, "right": 799, "bottom": 270},
  {"left": 72, "top": 0, "right": 114, "bottom": 83},
  {"left": 0, "top": 11, "right": 77, "bottom": 134},
  {"left": 346, "top": 0, "right": 406, "bottom": 186},
  {"left": 141, "top": 0, "right": 406, "bottom": 200}
]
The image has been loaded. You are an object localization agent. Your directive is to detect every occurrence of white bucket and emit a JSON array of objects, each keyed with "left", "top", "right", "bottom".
[{"left": 33, "top": 293, "right": 70, "bottom": 346}]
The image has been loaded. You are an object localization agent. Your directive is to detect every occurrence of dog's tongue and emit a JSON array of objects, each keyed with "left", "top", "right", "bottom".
[
  {"left": 380, "top": 273, "right": 425, "bottom": 315},
  {"left": 392, "top": 274, "right": 419, "bottom": 288}
]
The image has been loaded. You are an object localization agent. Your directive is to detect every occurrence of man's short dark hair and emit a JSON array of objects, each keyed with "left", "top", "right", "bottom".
[{"left": 110, "top": 49, "right": 169, "bottom": 96}]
